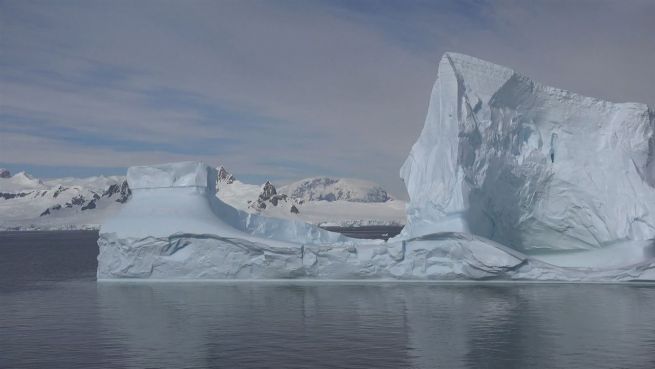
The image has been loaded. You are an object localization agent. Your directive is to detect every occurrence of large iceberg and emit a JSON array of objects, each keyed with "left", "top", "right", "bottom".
[
  {"left": 98, "top": 53, "right": 655, "bottom": 282},
  {"left": 400, "top": 52, "right": 655, "bottom": 252}
]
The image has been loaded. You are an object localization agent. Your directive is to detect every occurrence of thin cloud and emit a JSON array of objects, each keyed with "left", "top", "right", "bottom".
[{"left": 1, "top": 0, "right": 653, "bottom": 198}]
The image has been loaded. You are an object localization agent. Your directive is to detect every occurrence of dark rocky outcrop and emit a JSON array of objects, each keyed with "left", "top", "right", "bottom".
[
  {"left": 0, "top": 191, "right": 32, "bottom": 200},
  {"left": 260, "top": 181, "right": 277, "bottom": 201},
  {"left": 217, "top": 166, "right": 235, "bottom": 184},
  {"left": 81, "top": 199, "right": 96, "bottom": 210},
  {"left": 102, "top": 180, "right": 131, "bottom": 203}
]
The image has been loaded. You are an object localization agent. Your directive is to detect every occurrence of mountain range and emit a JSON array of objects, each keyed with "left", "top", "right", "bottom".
[{"left": 0, "top": 167, "right": 405, "bottom": 230}]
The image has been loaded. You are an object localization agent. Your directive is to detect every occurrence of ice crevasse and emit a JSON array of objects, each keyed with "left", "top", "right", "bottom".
[{"left": 98, "top": 53, "right": 655, "bottom": 281}]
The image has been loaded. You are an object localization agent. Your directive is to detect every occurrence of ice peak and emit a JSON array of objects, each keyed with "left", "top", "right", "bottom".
[
  {"left": 441, "top": 52, "right": 514, "bottom": 75},
  {"left": 401, "top": 52, "right": 655, "bottom": 251},
  {"left": 14, "top": 171, "right": 35, "bottom": 180}
]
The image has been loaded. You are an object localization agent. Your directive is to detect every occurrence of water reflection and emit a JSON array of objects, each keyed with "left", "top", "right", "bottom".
[{"left": 97, "top": 283, "right": 655, "bottom": 369}]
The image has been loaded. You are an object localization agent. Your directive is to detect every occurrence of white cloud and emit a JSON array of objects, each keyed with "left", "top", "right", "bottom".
[{"left": 1, "top": 0, "right": 653, "bottom": 198}]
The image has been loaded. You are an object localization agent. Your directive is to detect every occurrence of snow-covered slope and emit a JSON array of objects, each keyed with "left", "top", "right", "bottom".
[
  {"left": 400, "top": 52, "right": 655, "bottom": 252},
  {"left": 0, "top": 171, "right": 44, "bottom": 192},
  {"left": 215, "top": 168, "right": 405, "bottom": 227},
  {"left": 0, "top": 166, "right": 404, "bottom": 230},
  {"left": 0, "top": 172, "right": 130, "bottom": 230},
  {"left": 280, "top": 177, "right": 391, "bottom": 202}
]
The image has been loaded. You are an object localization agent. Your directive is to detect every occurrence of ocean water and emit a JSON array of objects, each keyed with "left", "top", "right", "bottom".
[{"left": 1, "top": 231, "right": 655, "bottom": 369}]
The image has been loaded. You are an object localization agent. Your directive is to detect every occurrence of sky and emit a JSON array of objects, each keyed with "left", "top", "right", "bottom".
[{"left": 1, "top": 0, "right": 654, "bottom": 198}]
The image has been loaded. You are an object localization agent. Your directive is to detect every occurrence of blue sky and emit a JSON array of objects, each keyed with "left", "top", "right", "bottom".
[{"left": 1, "top": 0, "right": 654, "bottom": 197}]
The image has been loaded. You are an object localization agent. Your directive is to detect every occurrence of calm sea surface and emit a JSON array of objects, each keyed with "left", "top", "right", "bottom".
[{"left": 1, "top": 231, "right": 655, "bottom": 369}]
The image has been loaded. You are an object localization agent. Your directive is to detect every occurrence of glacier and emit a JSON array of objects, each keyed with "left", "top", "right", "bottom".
[{"left": 98, "top": 52, "right": 655, "bottom": 282}]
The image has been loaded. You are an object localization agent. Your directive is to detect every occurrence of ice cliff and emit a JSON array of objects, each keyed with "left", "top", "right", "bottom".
[{"left": 400, "top": 52, "right": 655, "bottom": 252}]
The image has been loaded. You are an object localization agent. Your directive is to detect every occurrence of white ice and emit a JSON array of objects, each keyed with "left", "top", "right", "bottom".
[{"left": 400, "top": 52, "right": 655, "bottom": 252}]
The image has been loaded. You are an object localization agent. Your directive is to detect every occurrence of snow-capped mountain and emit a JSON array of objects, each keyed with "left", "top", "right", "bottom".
[
  {"left": 215, "top": 167, "right": 405, "bottom": 227},
  {"left": 280, "top": 177, "right": 392, "bottom": 203},
  {"left": 0, "top": 172, "right": 130, "bottom": 230},
  {"left": 0, "top": 166, "right": 405, "bottom": 230}
]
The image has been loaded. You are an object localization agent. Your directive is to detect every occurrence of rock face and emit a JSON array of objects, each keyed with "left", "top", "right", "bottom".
[
  {"left": 249, "top": 181, "right": 291, "bottom": 210},
  {"left": 400, "top": 52, "right": 655, "bottom": 251},
  {"left": 102, "top": 180, "right": 131, "bottom": 203},
  {"left": 0, "top": 169, "right": 10, "bottom": 178},
  {"left": 260, "top": 181, "right": 277, "bottom": 200},
  {"left": 216, "top": 166, "right": 235, "bottom": 185}
]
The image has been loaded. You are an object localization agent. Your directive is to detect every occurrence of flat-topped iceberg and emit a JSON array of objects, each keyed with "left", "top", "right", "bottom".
[{"left": 98, "top": 52, "right": 655, "bottom": 282}]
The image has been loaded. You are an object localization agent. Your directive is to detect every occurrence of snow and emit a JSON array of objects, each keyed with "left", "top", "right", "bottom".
[
  {"left": 400, "top": 52, "right": 655, "bottom": 252},
  {"left": 0, "top": 165, "right": 402, "bottom": 230},
  {"left": 0, "top": 172, "right": 45, "bottom": 192},
  {"left": 283, "top": 200, "right": 405, "bottom": 227},
  {"left": 216, "top": 170, "right": 405, "bottom": 227},
  {"left": 0, "top": 172, "right": 128, "bottom": 230},
  {"left": 280, "top": 177, "right": 392, "bottom": 202}
]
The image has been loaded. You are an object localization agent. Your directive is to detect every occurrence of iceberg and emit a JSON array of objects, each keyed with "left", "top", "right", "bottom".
[
  {"left": 98, "top": 53, "right": 655, "bottom": 282},
  {"left": 400, "top": 52, "right": 655, "bottom": 252}
]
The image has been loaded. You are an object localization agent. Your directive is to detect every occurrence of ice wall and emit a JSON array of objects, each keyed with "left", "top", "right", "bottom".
[
  {"left": 400, "top": 52, "right": 655, "bottom": 251},
  {"left": 102, "top": 162, "right": 346, "bottom": 244}
]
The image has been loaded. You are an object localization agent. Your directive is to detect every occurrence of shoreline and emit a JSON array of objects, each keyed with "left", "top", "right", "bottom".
[{"left": 0, "top": 225, "right": 403, "bottom": 240}]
